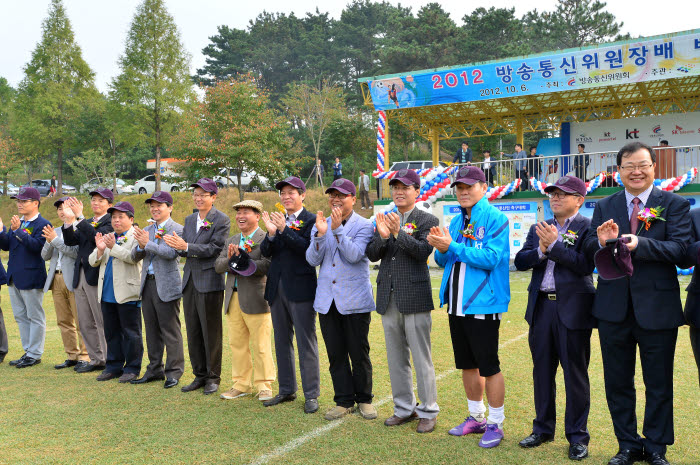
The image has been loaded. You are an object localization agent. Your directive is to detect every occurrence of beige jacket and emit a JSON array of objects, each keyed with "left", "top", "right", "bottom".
[{"left": 88, "top": 227, "right": 142, "bottom": 304}]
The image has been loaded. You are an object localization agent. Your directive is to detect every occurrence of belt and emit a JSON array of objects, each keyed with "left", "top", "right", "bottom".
[
  {"left": 55, "top": 270, "right": 62, "bottom": 274},
  {"left": 539, "top": 292, "right": 556, "bottom": 301},
  {"left": 146, "top": 274, "right": 156, "bottom": 280}
]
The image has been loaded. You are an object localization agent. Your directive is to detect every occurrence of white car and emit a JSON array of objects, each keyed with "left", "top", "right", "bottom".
[
  {"left": 80, "top": 177, "right": 133, "bottom": 195},
  {"left": 213, "top": 168, "right": 270, "bottom": 192},
  {"left": 132, "top": 175, "right": 184, "bottom": 194},
  {"left": 5, "top": 183, "right": 19, "bottom": 196}
]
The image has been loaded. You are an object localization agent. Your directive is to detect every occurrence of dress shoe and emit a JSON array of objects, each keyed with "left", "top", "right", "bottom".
[
  {"left": 96, "top": 371, "right": 121, "bottom": 381},
  {"left": 0, "top": 352, "right": 7, "bottom": 363},
  {"left": 74, "top": 361, "right": 90, "bottom": 371},
  {"left": 203, "top": 383, "right": 219, "bottom": 395},
  {"left": 607, "top": 449, "right": 645, "bottom": 465},
  {"left": 645, "top": 452, "right": 670, "bottom": 465},
  {"left": 54, "top": 359, "right": 79, "bottom": 369},
  {"left": 181, "top": 380, "right": 205, "bottom": 392},
  {"left": 9, "top": 354, "right": 27, "bottom": 366},
  {"left": 384, "top": 412, "right": 418, "bottom": 426},
  {"left": 519, "top": 433, "right": 555, "bottom": 448},
  {"left": 164, "top": 378, "right": 179, "bottom": 389},
  {"left": 263, "top": 393, "right": 297, "bottom": 407},
  {"left": 16, "top": 357, "right": 41, "bottom": 368},
  {"left": 131, "top": 374, "right": 166, "bottom": 384},
  {"left": 76, "top": 362, "right": 105, "bottom": 373},
  {"left": 304, "top": 398, "right": 319, "bottom": 414},
  {"left": 416, "top": 417, "right": 436, "bottom": 433},
  {"left": 569, "top": 443, "right": 588, "bottom": 461},
  {"left": 118, "top": 373, "right": 138, "bottom": 383}
]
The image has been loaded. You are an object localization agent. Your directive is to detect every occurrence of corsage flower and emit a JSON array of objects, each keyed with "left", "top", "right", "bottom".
[
  {"left": 459, "top": 223, "right": 476, "bottom": 240},
  {"left": 637, "top": 206, "right": 665, "bottom": 234},
  {"left": 561, "top": 230, "right": 578, "bottom": 247},
  {"left": 243, "top": 238, "right": 256, "bottom": 252},
  {"left": 402, "top": 222, "right": 417, "bottom": 235},
  {"left": 200, "top": 219, "right": 212, "bottom": 231},
  {"left": 290, "top": 219, "right": 304, "bottom": 231},
  {"left": 155, "top": 226, "right": 167, "bottom": 239}
]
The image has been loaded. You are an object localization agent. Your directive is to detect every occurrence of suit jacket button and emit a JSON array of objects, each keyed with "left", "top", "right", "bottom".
[
  {"left": 332, "top": 280, "right": 336, "bottom": 284},
  {"left": 332, "top": 263, "right": 336, "bottom": 267},
  {"left": 392, "top": 257, "right": 395, "bottom": 260}
]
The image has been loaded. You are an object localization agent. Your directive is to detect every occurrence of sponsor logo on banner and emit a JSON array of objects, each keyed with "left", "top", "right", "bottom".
[
  {"left": 626, "top": 128, "right": 640, "bottom": 139},
  {"left": 599, "top": 131, "right": 617, "bottom": 142},
  {"left": 672, "top": 124, "right": 694, "bottom": 135},
  {"left": 575, "top": 133, "right": 593, "bottom": 143},
  {"left": 649, "top": 124, "right": 665, "bottom": 138}
]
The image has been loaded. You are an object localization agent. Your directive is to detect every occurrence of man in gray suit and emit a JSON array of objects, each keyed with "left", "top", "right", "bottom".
[
  {"left": 366, "top": 169, "right": 440, "bottom": 433},
  {"left": 40, "top": 197, "right": 89, "bottom": 370},
  {"left": 131, "top": 191, "right": 185, "bottom": 389},
  {"left": 163, "top": 178, "right": 230, "bottom": 395}
]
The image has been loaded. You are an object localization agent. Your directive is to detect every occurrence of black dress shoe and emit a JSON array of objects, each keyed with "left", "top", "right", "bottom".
[
  {"left": 130, "top": 374, "right": 166, "bottom": 384},
  {"left": 569, "top": 443, "right": 588, "bottom": 461},
  {"left": 74, "top": 361, "right": 90, "bottom": 371},
  {"left": 96, "top": 371, "right": 121, "bottom": 381},
  {"left": 304, "top": 398, "right": 319, "bottom": 414},
  {"left": 16, "top": 357, "right": 41, "bottom": 368},
  {"left": 76, "top": 362, "right": 105, "bottom": 373},
  {"left": 263, "top": 393, "right": 297, "bottom": 407},
  {"left": 0, "top": 352, "right": 6, "bottom": 363},
  {"left": 55, "top": 360, "right": 79, "bottom": 369},
  {"left": 181, "top": 380, "right": 206, "bottom": 392},
  {"left": 645, "top": 452, "right": 670, "bottom": 465},
  {"left": 519, "top": 433, "right": 555, "bottom": 448},
  {"left": 164, "top": 378, "right": 179, "bottom": 389},
  {"left": 608, "top": 449, "right": 645, "bottom": 465},
  {"left": 203, "top": 383, "right": 219, "bottom": 395},
  {"left": 9, "top": 354, "right": 27, "bottom": 366}
]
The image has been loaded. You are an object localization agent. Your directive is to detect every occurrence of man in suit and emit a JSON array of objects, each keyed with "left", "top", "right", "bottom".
[
  {"left": 0, "top": 257, "right": 6, "bottom": 364},
  {"left": 482, "top": 150, "right": 496, "bottom": 187},
  {"left": 62, "top": 188, "right": 114, "bottom": 373},
  {"left": 163, "top": 178, "right": 230, "bottom": 395},
  {"left": 306, "top": 178, "right": 376, "bottom": 421},
  {"left": 215, "top": 200, "right": 274, "bottom": 402},
  {"left": 366, "top": 169, "right": 440, "bottom": 434},
  {"left": 260, "top": 176, "right": 320, "bottom": 414},
  {"left": 89, "top": 201, "right": 143, "bottom": 383},
  {"left": 0, "top": 187, "right": 51, "bottom": 368},
  {"left": 574, "top": 144, "right": 590, "bottom": 182},
  {"left": 583, "top": 141, "right": 690, "bottom": 465},
  {"left": 131, "top": 191, "right": 185, "bottom": 389},
  {"left": 40, "top": 196, "right": 89, "bottom": 369},
  {"left": 514, "top": 176, "right": 595, "bottom": 461},
  {"left": 680, "top": 208, "right": 700, "bottom": 387},
  {"left": 454, "top": 141, "right": 473, "bottom": 165}
]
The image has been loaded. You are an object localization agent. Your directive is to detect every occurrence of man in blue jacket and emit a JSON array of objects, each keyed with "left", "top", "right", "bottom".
[
  {"left": 0, "top": 187, "right": 51, "bottom": 368},
  {"left": 427, "top": 166, "right": 510, "bottom": 449}
]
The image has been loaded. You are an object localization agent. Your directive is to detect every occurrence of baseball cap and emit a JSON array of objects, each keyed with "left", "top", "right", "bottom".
[
  {"left": 389, "top": 169, "right": 420, "bottom": 187},
  {"left": 145, "top": 190, "right": 174, "bottom": 206},
  {"left": 544, "top": 175, "right": 587, "bottom": 197},
  {"left": 450, "top": 165, "right": 486, "bottom": 187},
  {"left": 275, "top": 176, "right": 306, "bottom": 192},
  {"left": 325, "top": 178, "right": 356, "bottom": 196}
]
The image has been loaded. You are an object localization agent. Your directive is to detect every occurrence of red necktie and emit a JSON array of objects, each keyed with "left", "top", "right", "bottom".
[{"left": 630, "top": 197, "right": 641, "bottom": 234}]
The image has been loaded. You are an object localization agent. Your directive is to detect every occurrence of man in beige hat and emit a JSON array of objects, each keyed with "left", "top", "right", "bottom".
[{"left": 215, "top": 200, "right": 274, "bottom": 401}]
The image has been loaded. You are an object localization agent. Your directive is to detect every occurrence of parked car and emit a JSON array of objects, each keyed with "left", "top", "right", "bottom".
[
  {"left": 213, "top": 168, "right": 270, "bottom": 192},
  {"left": 80, "top": 177, "right": 133, "bottom": 194},
  {"left": 388, "top": 160, "right": 448, "bottom": 171},
  {"left": 132, "top": 175, "right": 184, "bottom": 194},
  {"left": 4, "top": 183, "right": 19, "bottom": 196},
  {"left": 21, "top": 179, "right": 77, "bottom": 196}
]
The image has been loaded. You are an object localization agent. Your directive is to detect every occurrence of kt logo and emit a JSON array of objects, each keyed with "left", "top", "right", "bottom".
[{"left": 626, "top": 128, "right": 640, "bottom": 139}]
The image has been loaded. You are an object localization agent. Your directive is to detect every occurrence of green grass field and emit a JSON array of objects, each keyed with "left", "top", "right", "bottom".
[{"left": 1, "top": 271, "right": 699, "bottom": 465}]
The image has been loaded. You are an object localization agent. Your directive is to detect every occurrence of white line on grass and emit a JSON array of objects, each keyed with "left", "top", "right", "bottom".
[{"left": 248, "top": 330, "right": 529, "bottom": 465}]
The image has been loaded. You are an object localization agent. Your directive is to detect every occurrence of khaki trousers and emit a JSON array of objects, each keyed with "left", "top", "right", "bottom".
[
  {"left": 51, "top": 272, "right": 89, "bottom": 361},
  {"left": 73, "top": 269, "right": 106, "bottom": 365},
  {"left": 226, "top": 292, "right": 275, "bottom": 393}
]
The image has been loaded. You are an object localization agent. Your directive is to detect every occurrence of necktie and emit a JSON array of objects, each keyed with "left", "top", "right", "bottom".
[
  {"left": 630, "top": 197, "right": 641, "bottom": 234},
  {"left": 286, "top": 214, "right": 295, "bottom": 227}
]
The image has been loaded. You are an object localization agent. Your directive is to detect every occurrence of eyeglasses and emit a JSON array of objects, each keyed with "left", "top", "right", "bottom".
[
  {"left": 328, "top": 192, "right": 349, "bottom": 200},
  {"left": 619, "top": 163, "right": 653, "bottom": 172},
  {"left": 391, "top": 185, "right": 415, "bottom": 192},
  {"left": 192, "top": 193, "right": 212, "bottom": 199},
  {"left": 547, "top": 192, "right": 581, "bottom": 200}
]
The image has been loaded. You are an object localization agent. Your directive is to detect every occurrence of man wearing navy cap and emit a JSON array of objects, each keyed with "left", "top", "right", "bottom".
[
  {"left": 0, "top": 187, "right": 51, "bottom": 368},
  {"left": 260, "top": 176, "right": 320, "bottom": 413},
  {"left": 514, "top": 176, "right": 595, "bottom": 461},
  {"left": 131, "top": 191, "right": 185, "bottom": 389},
  {"left": 163, "top": 178, "right": 230, "bottom": 395},
  {"left": 62, "top": 188, "right": 114, "bottom": 372}
]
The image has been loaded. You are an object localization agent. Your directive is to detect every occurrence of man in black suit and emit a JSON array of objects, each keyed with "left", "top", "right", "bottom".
[
  {"left": 514, "top": 176, "right": 595, "bottom": 461},
  {"left": 260, "top": 176, "right": 320, "bottom": 414},
  {"left": 583, "top": 141, "right": 691, "bottom": 465},
  {"left": 163, "top": 178, "right": 230, "bottom": 396},
  {"left": 678, "top": 208, "right": 700, "bottom": 387},
  {"left": 62, "top": 188, "right": 114, "bottom": 373}
]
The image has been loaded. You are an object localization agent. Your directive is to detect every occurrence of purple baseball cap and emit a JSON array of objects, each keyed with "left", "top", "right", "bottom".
[
  {"left": 594, "top": 237, "right": 633, "bottom": 280},
  {"left": 190, "top": 178, "right": 218, "bottom": 194},
  {"left": 11, "top": 187, "right": 41, "bottom": 201},
  {"left": 145, "top": 190, "right": 173, "bottom": 206},
  {"left": 89, "top": 187, "right": 115, "bottom": 202},
  {"left": 107, "top": 201, "right": 135, "bottom": 217},
  {"left": 544, "top": 175, "right": 587, "bottom": 197},
  {"left": 228, "top": 249, "right": 257, "bottom": 276},
  {"left": 53, "top": 196, "right": 70, "bottom": 207},
  {"left": 389, "top": 169, "right": 420, "bottom": 187},
  {"left": 450, "top": 165, "right": 486, "bottom": 187},
  {"left": 275, "top": 176, "right": 306, "bottom": 192},
  {"left": 325, "top": 178, "right": 356, "bottom": 196}
]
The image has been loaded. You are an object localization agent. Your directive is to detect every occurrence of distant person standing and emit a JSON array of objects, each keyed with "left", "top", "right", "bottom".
[
  {"left": 314, "top": 159, "right": 325, "bottom": 188},
  {"left": 502, "top": 144, "right": 528, "bottom": 191},
  {"left": 482, "top": 150, "right": 496, "bottom": 187},
  {"left": 573, "top": 144, "right": 589, "bottom": 181},
  {"left": 49, "top": 175, "right": 57, "bottom": 197},
  {"left": 358, "top": 169, "right": 371, "bottom": 210},
  {"left": 527, "top": 147, "right": 541, "bottom": 188},
  {"left": 660, "top": 140, "right": 669, "bottom": 147},
  {"left": 454, "top": 142, "right": 473, "bottom": 165},
  {"left": 333, "top": 158, "right": 343, "bottom": 181}
]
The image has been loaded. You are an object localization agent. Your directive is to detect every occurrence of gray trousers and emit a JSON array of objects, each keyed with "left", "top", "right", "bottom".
[
  {"left": 270, "top": 284, "right": 320, "bottom": 399},
  {"left": 382, "top": 294, "right": 439, "bottom": 419},
  {"left": 73, "top": 269, "right": 107, "bottom": 365},
  {"left": 142, "top": 278, "right": 185, "bottom": 379},
  {"left": 8, "top": 285, "right": 46, "bottom": 359},
  {"left": 0, "top": 296, "right": 8, "bottom": 355}
]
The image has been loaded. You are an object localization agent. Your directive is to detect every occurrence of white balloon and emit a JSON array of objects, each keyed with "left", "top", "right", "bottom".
[{"left": 420, "top": 179, "right": 426, "bottom": 187}]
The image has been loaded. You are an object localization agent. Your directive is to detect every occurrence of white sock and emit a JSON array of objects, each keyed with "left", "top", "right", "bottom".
[
  {"left": 487, "top": 404, "right": 505, "bottom": 427},
  {"left": 467, "top": 399, "right": 486, "bottom": 420}
]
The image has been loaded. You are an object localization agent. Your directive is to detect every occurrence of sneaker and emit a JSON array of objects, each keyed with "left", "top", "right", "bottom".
[
  {"left": 324, "top": 405, "right": 354, "bottom": 421},
  {"left": 479, "top": 423, "right": 504, "bottom": 448},
  {"left": 220, "top": 388, "right": 250, "bottom": 400},
  {"left": 357, "top": 403, "right": 377, "bottom": 420},
  {"left": 258, "top": 390, "right": 273, "bottom": 401},
  {"left": 448, "top": 416, "right": 487, "bottom": 436}
]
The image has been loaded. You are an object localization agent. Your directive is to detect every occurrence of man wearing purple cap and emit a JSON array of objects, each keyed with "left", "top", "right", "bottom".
[
  {"left": 514, "top": 176, "right": 595, "bottom": 461},
  {"left": 306, "top": 178, "right": 376, "bottom": 421},
  {"left": 163, "top": 178, "right": 230, "bottom": 395},
  {"left": 427, "top": 166, "right": 510, "bottom": 448},
  {"left": 366, "top": 168, "right": 440, "bottom": 433},
  {"left": 62, "top": 188, "right": 114, "bottom": 373},
  {"left": 260, "top": 176, "right": 320, "bottom": 413},
  {"left": 0, "top": 187, "right": 51, "bottom": 368},
  {"left": 131, "top": 191, "right": 185, "bottom": 389},
  {"left": 89, "top": 201, "right": 143, "bottom": 383}
]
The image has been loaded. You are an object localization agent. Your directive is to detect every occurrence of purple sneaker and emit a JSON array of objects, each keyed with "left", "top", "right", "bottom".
[
  {"left": 479, "top": 423, "right": 504, "bottom": 448},
  {"left": 448, "top": 416, "right": 487, "bottom": 436}
]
